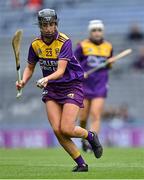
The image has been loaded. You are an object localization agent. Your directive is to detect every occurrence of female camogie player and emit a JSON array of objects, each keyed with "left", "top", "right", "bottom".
[
  {"left": 16, "top": 9, "right": 103, "bottom": 172},
  {"left": 74, "top": 20, "right": 113, "bottom": 152}
]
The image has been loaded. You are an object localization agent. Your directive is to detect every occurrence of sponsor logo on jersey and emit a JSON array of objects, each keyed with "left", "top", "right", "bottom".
[
  {"left": 87, "top": 56, "right": 107, "bottom": 67},
  {"left": 39, "top": 59, "right": 58, "bottom": 71}
]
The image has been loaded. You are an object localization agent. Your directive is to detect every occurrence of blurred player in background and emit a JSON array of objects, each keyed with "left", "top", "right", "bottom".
[
  {"left": 16, "top": 9, "right": 103, "bottom": 172},
  {"left": 75, "top": 20, "right": 113, "bottom": 152}
]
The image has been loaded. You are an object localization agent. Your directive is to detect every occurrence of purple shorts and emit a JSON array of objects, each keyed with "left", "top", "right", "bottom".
[
  {"left": 42, "top": 81, "right": 84, "bottom": 108},
  {"left": 84, "top": 73, "right": 109, "bottom": 100}
]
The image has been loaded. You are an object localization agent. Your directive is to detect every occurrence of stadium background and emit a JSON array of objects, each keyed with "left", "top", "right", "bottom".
[{"left": 0, "top": 0, "right": 144, "bottom": 148}]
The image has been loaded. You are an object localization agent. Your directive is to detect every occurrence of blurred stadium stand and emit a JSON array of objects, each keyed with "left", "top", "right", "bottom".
[
  {"left": 1, "top": 0, "right": 144, "bottom": 37},
  {"left": 0, "top": 0, "right": 144, "bottom": 147}
]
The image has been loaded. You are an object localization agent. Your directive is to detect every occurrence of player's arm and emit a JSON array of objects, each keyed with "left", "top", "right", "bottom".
[
  {"left": 16, "top": 44, "right": 38, "bottom": 90},
  {"left": 46, "top": 60, "right": 68, "bottom": 80},
  {"left": 22, "top": 63, "right": 35, "bottom": 84},
  {"left": 37, "top": 60, "right": 68, "bottom": 88},
  {"left": 16, "top": 63, "right": 36, "bottom": 90}
]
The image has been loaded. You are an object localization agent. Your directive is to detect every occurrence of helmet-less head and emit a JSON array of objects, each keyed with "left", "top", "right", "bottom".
[
  {"left": 88, "top": 20, "right": 104, "bottom": 44},
  {"left": 38, "top": 8, "right": 58, "bottom": 39}
]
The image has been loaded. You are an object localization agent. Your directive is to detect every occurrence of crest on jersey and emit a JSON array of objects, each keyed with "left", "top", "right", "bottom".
[
  {"left": 88, "top": 48, "right": 93, "bottom": 52},
  {"left": 67, "top": 93, "right": 75, "bottom": 99},
  {"left": 55, "top": 48, "right": 60, "bottom": 56},
  {"left": 42, "top": 90, "right": 48, "bottom": 96},
  {"left": 37, "top": 48, "right": 42, "bottom": 55}
]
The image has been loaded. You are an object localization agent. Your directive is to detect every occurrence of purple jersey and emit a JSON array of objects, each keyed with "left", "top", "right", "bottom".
[
  {"left": 27, "top": 32, "right": 84, "bottom": 84},
  {"left": 74, "top": 39, "right": 113, "bottom": 99}
]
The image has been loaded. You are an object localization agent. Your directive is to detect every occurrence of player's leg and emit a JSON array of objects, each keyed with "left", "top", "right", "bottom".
[
  {"left": 45, "top": 100, "right": 80, "bottom": 157},
  {"left": 79, "top": 99, "right": 91, "bottom": 152},
  {"left": 79, "top": 99, "right": 90, "bottom": 129},
  {"left": 45, "top": 100, "right": 88, "bottom": 172},
  {"left": 61, "top": 103, "right": 103, "bottom": 158},
  {"left": 89, "top": 97, "right": 105, "bottom": 133},
  {"left": 61, "top": 103, "right": 88, "bottom": 138}
]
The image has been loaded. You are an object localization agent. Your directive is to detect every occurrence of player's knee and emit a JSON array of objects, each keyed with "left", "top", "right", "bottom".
[
  {"left": 61, "top": 126, "right": 72, "bottom": 136},
  {"left": 61, "top": 128, "right": 69, "bottom": 136}
]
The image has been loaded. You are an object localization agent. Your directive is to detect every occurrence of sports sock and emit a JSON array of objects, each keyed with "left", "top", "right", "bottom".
[{"left": 74, "top": 155, "right": 86, "bottom": 167}]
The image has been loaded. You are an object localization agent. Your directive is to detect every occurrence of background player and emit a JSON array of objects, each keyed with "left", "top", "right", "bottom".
[
  {"left": 74, "top": 20, "right": 113, "bottom": 152},
  {"left": 16, "top": 9, "right": 103, "bottom": 172}
]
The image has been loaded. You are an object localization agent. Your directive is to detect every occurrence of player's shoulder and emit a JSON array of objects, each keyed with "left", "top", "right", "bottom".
[
  {"left": 80, "top": 39, "right": 89, "bottom": 44},
  {"left": 78, "top": 39, "right": 90, "bottom": 47},
  {"left": 31, "top": 36, "right": 42, "bottom": 46},
  {"left": 58, "top": 32, "right": 70, "bottom": 43},
  {"left": 103, "top": 40, "right": 113, "bottom": 48}
]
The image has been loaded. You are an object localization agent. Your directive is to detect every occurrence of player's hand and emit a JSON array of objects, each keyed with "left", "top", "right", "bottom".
[
  {"left": 36, "top": 77, "right": 49, "bottom": 89},
  {"left": 16, "top": 80, "right": 25, "bottom": 90},
  {"left": 84, "top": 72, "right": 88, "bottom": 79}
]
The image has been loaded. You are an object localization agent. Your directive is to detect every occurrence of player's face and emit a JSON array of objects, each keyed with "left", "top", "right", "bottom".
[
  {"left": 40, "top": 22, "right": 57, "bottom": 38},
  {"left": 90, "top": 28, "right": 104, "bottom": 41}
]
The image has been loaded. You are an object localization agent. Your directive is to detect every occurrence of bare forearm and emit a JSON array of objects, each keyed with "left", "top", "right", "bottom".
[
  {"left": 22, "top": 64, "right": 35, "bottom": 85},
  {"left": 36, "top": 60, "right": 67, "bottom": 88},
  {"left": 16, "top": 63, "right": 35, "bottom": 90},
  {"left": 47, "top": 60, "right": 68, "bottom": 81},
  {"left": 47, "top": 69, "right": 64, "bottom": 81}
]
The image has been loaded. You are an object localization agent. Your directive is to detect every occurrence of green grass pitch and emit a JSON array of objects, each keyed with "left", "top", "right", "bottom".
[{"left": 0, "top": 148, "right": 144, "bottom": 179}]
